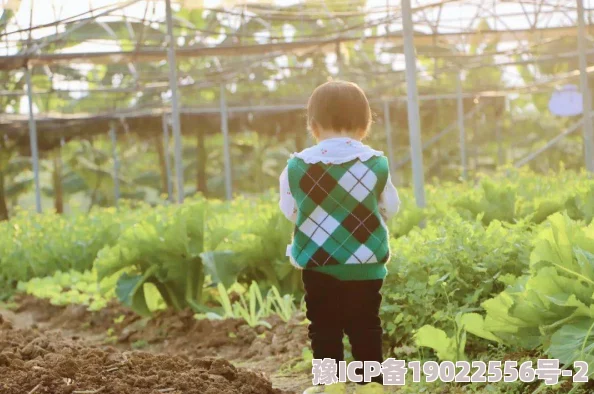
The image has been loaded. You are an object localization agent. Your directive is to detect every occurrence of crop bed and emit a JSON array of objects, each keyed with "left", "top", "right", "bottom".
[{"left": 3, "top": 170, "right": 594, "bottom": 394}]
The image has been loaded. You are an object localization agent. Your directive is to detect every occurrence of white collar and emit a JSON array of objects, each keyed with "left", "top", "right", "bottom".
[{"left": 290, "top": 137, "right": 384, "bottom": 165}]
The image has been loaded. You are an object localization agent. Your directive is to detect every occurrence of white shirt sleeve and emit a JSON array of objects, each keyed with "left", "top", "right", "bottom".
[
  {"left": 279, "top": 166, "right": 297, "bottom": 223},
  {"left": 378, "top": 173, "right": 400, "bottom": 221}
]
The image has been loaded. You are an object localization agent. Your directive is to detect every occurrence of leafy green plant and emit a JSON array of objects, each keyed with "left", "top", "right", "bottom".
[
  {"left": 466, "top": 213, "right": 594, "bottom": 374},
  {"left": 0, "top": 204, "right": 146, "bottom": 292},
  {"left": 232, "top": 281, "right": 273, "bottom": 329},
  {"left": 415, "top": 316, "right": 467, "bottom": 362},
  {"left": 104, "top": 327, "right": 118, "bottom": 344},
  {"left": 196, "top": 281, "right": 296, "bottom": 327},
  {"left": 415, "top": 311, "right": 504, "bottom": 362},
  {"left": 95, "top": 199, "right": 221, "bottom": 316},
  {"left": 234, "top": 194, "right": 303, "bottom": 296},
  {"left": 386, "top": 198, "right": 426, "bottom": 239},
  {"left": 194, "top": 282, "right": 238, "bottom": 321},
  {"left": 0, "top": 300, "right": 18, "bottom": 311},
  {"left": 131, "top": 339, "right": 149, "bottom": 350},
  {"left": 382, "top": 214, "right": 532, "bottom": 348},
  {"left": 217, "top": 282, "right": 236, "bottom": 318},
  {"left": 565, "top": 184, "right": 594, "bottom": 225},
  {"left": 453, "top": 179, "right": 517, "bottom": 225},
  {"left": 266, "top": 285, "right": 296, "bottom": 322},
  {"left": 17, "top": 269, "right": 114, "bottom": 311},
  {"left": 4, "top": 169, "right": 594, "bottom": 328}
]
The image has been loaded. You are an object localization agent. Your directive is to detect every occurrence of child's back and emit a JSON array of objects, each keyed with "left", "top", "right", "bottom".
[
  {"left": 284, "top": 140, "right": 395, "bottom": 281},
  {"left": 279, "top": 81, "right": 400, "bottom": 394}
]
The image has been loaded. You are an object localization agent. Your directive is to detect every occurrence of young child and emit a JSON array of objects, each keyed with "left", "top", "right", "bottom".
[{"left": 279, "top": 81, "right": 400, "bottom": 394}]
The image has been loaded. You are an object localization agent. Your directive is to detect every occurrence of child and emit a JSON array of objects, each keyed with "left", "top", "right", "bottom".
[{"left": 279, "top": 81, "right": 400, "bottom": 394}]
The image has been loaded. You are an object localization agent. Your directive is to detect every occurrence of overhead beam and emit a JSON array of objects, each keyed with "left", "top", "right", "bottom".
[{"left": 2, "top": 24, "right": 593, "bottom": 71}]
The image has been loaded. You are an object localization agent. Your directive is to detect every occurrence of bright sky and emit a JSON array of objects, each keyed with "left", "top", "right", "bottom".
[{"left": 2, "top": 0, "right": 584, "bottom": 46}]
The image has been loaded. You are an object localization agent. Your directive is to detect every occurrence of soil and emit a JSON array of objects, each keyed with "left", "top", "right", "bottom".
[
  {"left": 0, "top": 296, "right": 311, "bottom": 393},
  {"left": 11, "top": 295, "right": 310, "bottom": 365},
  {"left": 2, "top": 297, "right": 587, "bottom": 394},
  {"left": 0, "top": 314, "right": 287, "bottom": 394}
]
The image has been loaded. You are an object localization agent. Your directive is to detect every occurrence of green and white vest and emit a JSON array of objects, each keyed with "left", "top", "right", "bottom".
[{"left": 286, "top": 155, "right": 391, "bottom": 281}]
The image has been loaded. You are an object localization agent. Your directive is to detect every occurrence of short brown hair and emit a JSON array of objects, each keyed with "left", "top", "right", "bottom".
[{"left": 307, "top": 81, "right": 372, "bottom": 137}]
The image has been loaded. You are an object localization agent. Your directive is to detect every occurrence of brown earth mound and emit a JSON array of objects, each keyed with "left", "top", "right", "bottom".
[
  {"left": 0, "top": 314, "right": 290, "bottom": 394},
  {"left": 13, "top": 295, "right": 309, "bottom": 365}
]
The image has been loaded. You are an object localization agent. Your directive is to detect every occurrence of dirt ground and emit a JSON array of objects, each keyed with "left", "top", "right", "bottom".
[
  {"left": 3, "top": 297, "right": 585, "bottom": 394},
  {"left": 0, "top": 296, "right": 312, "bottom": 393}
]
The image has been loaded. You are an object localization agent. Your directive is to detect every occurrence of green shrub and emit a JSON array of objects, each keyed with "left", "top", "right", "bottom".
[{"left": 382, "top": 213, "right": 532, "bottom": 348}]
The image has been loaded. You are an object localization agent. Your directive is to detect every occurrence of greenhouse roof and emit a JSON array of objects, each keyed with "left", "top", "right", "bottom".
[
  {"left": 1, "top": 24, "right": 588, "bottom": 71},
  {"left": 0, "top": 0, "right": 593, "bottom": 125}
]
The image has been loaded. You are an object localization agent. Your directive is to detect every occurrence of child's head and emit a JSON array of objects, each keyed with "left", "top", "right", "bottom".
[{"left": 307, "top": 80, "right": 372, "bottom": 141}]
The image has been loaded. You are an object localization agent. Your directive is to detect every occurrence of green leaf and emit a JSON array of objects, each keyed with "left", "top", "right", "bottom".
[
  {"left": 201, "top": 251, "right": 241, "bottom": 288},
  {"left": 116, "top": 273, "right": 151, "bottom": 316},
  {"left": 216, "top": 283, "right": 235, "bottom": 318},
  {"left": 414, "top": 325, "right": 457, "bottom": 361},
  {"left": 143, "top": 282, "right": 166, "bottom": 312},
  {"left": 479, "top": 213, "right": 594, "bottom": 351},
  {"left": 116, "top": 265, "right": 158, "bottom": 316},
  {"left": 548, "top": 318, "right": 594, "bottom": 376},
  {"left": 459, "top": 313, "right": 502, "bottom": 343},
  {"left": 530, "top": 214, "right": 593, "bottom": 286}
]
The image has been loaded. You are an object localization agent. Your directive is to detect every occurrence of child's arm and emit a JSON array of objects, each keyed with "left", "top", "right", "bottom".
[
  {"left": 279, "top": 166, "right": 302, "bottom": 270},
  {"left": 379, "top": 173, "right": 400, "bottom": 222},
  {"left": 279, "top": 166, "right": 297, "bottom": 223}
]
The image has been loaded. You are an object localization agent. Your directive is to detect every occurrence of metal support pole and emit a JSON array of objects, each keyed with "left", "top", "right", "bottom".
[
  {"left": 162, "top": 114, "right": 174, "bottom": 203},
  {"left": 165, "top": 0, "right": 185, "bottom": 202},
  {"left": 496, "top": 118, "right": 503, "bottom": 167},
  {"left": 577, "top": 0, "right": 594, "bottom": 172},
  {"left": 401, "top": 0, "right": 426, "bottom": 207},
  {"left": 25, "top": 66, "right": 41, "bottom": 213},
  {"left": 456, "top": 71, "right": 467, "bottom": 179},
  {"left": 383, "top": 100, "right": 396, "bottom": 176},
  {"left": 495, "top": 101, "right": 504, "bottom": 166},
  {"left": 109, "top": 122, "right": 120, "bottom": 207},
  {"left": 505, "top": 96, "right": 514, "bottom": 162},
  {"left": 220, "top": 83, "right": 233, "bottom": 200}
]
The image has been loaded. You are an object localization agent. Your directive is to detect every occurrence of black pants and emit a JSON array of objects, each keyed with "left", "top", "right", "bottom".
[{"left": 302, "top": 270, "right": 384, "bottom": 385}]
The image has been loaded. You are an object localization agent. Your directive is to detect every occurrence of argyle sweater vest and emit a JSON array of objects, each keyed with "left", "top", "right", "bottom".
[{"left": 287, "top": 155, "right": 391, "bottom": 281}]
